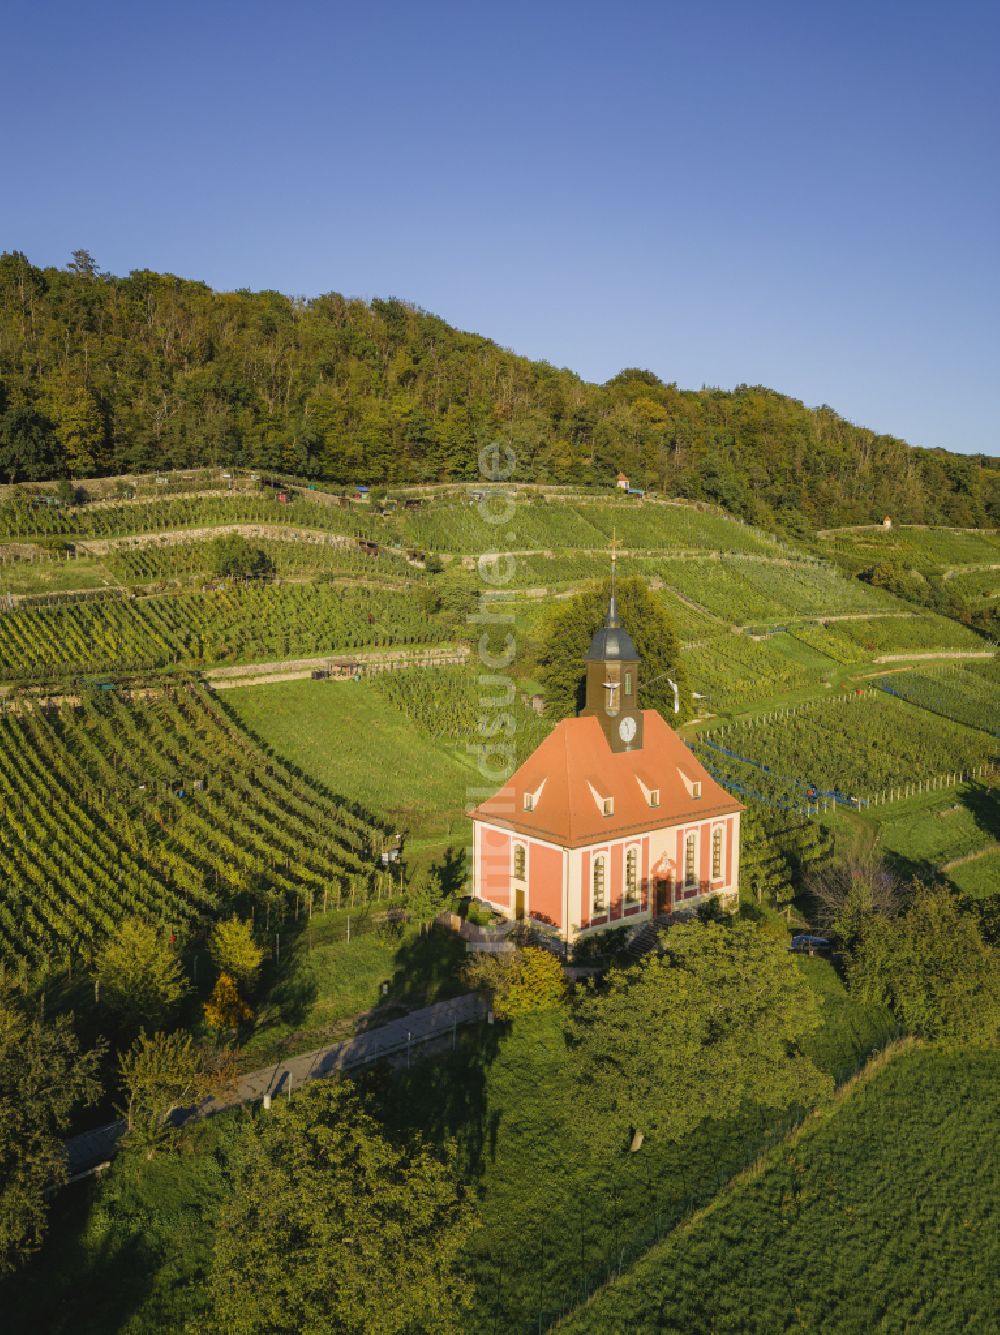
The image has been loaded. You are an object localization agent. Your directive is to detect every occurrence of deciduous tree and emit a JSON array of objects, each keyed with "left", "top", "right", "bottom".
[
  {"left": 203, "top": 972, "right": 252, "bottom": 1032},
  {"left": 118, "top": 1028, "right": 203, "bottom": 1154},
  {"left": 539, "top": 576, "right": 688, "bottom": 721},
  {"left": 208, "top": 916, "right": 263, "bottom": 989},
  {"left": 806, "top": 856, "right": 905, "bottom": 946},
  {"left": 93, "top": 916, "right": 187, "bottom": 1030},
  {"left": 0, "top": 1000, "right": 103, "bottom": 1272},
  {"left": 210, "top": 532, "right": 274, "bottom": 581},
  {"left": 210, "top": 1081, "right": 478, "bottom": 1334},
  {"left": 568, "top": 919, "right": 831, "bottom": 1150},
  {"left": 848, "top": 883, "right": 1000, "bottom": 1043},
  {"left": 464, "top": 944, "right": 566, "bottom": 1019}
]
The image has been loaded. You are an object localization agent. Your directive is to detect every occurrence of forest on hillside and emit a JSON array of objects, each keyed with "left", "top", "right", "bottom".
[{"left": 1, "top": 250, "right": 996, "bottom": 533}]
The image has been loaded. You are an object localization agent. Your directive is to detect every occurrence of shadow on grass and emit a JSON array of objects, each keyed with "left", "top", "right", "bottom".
[
  {"left": 429, "top": 844, "right": 467, "bottom": 899},
  {"left": 359, "top": 1018, "right": 503, "bottom": 1179},
  {"left": 260, "top": 955, "right": 319, "bottom": 1031},
  {"left": 882, "top": 782, "right": 1000, "bottom": 888},
  {"left": 388, "top": 924, "right": 468, "bottom": 1009},
  {"left": 963, "top": 782, "right": 1000, "bottom": 842},
  {"left": 2, "top": 1186, "right": 157, "bottom": 1335}
]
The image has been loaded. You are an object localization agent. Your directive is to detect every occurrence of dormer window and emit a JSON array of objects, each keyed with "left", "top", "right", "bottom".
[
  {"left": 648, "top": 788, "right": 660, "bottom": 808},
  {"left": 678, "top": 769, "right": 703, "bottom": 801},
  {"left": 523, "top": 793, "right": 535, "bottom": 812},
  {"left": 588, "top": 781, "right": 615, "bottom": 818},
  {"left": 692, "top": 781, "right": 702, "bottom": 800}
]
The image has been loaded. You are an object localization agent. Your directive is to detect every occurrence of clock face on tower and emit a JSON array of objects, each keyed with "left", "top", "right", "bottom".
[{"left": 618, "top": 716, "right": 637, "bottom": 744}]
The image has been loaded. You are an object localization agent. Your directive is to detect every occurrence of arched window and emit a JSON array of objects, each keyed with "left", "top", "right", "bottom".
[
  {"left": 592, "top": 857, "right": 606, "bottom": 914},
  {"left": 513, "top": 844, "right": 526, "bottom": 880},
  {"left": 625, "top": 847, "right": 639, "bottom": 904},
  {"left": 684, "top": 833, "right": 697, "bottom": 888},
  {"left": 712, "top": 827, "right": 724, "bottom": 880}
]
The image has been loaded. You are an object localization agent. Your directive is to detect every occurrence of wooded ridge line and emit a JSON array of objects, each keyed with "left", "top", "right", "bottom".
[{"left": 1, "top": 252, "right": 996, "bottom": 534}]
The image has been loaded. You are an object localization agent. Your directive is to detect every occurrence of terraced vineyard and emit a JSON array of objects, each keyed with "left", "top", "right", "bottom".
[
  {"left": 0, "top": 685, "right": 384, "bottom": 967},
  {"left": 695, "top": 692, "right": 996, "bottom": 807},
  {"left": 874, "top": 665, "right": 1000, "bottom": 736},
  {"left": 371, "top": 663, "right": 550, "bottom": 763},
  {"left": 832, "top": 611, "right": 988, "bottom": 654},
  {"left": 398, "top": 499, "right": 606, "bottom": 552},
  {"left": 0, "top": 492, "right": 376, "bottom": 542},
  {"left": 393, "top": 496, "right": 789, "bottom": 555},
  {"left": 658, "top": 557, "right": 904, "bottom": 624},
  {"left": 821, "top": 524, "right": 1000, "bottom": 573},
  {"left": 1, "top": 489, "right": 789, "bottom": 560},
  {"left": 683, "top": 630, "right": 823, "bottom": 710},
  {"left": 578, "top": 501, "right": 787, "bottom": 555},
  {"left": 0, "top": 583, "right": 438, "bottom": 681},
  {"left": 789, "top": 622, "right": 868, "bottom": 664},
  {"left": 789, "top": 613, "right": 988, "bottom": 662},
  {"left": 104, "top": 534, "right": 418, "bottom": 586},
  {"left": 943, "top": 566, "right": 1000, "bottom": 610}
]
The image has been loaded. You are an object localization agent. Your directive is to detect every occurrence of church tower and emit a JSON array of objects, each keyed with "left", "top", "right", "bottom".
[{"left": 580, "top": 540, "right": 644, "bottom": 753}]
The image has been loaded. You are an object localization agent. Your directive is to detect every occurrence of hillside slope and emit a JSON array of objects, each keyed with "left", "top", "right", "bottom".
[
  {"left": 559, "top": 1044, "right": 999, "bottom": 1334},
  {"left": 1, "top": 250, "right": 997, "bottom": 531}
]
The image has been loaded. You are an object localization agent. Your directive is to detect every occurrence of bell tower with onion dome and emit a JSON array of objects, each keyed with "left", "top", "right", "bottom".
[{"left": 581, "top": 538, "right": 643, "bottom": 753}]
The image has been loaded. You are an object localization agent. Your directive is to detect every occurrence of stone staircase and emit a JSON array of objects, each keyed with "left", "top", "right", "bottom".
[{"left": 624, "top": 913, "right": 684, "bottom": 961}]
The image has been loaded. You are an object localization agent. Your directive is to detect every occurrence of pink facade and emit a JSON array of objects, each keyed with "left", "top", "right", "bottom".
[
  {"left": 473, "top": 812, "right": 739, "bottom": 942},
  {"left": 478, "top": 824, "right": 512, "bottom": 910},
  {"left": 528, "top": 841, "right": 564, "bottom": 926}
]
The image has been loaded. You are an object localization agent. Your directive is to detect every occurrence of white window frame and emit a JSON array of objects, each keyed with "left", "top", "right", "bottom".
[
  {"left": 624, "top": 844, "right": 641, "bottom": 906},
  {"left": 512, "top": 843, "right": 527, "bottom": 882},
  {"left": 684, "top": 831, "right": 698, "bottom": 889},
  {"left": 592, "top": 855, "right": 607, "bottom": 915},
  {"left": 712, "top": 825, "right": 725, "bottom": 881}
]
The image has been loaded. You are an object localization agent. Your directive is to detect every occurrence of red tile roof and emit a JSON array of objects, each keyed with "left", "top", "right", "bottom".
[{"left": 470, "top": 711, "right": 743, "bottom": 848}]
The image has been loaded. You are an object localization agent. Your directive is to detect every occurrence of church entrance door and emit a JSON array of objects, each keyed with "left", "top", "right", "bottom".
[
  {"left": 655, "top": 876, "right": 672, "bottom": 915},
  {"left": 515, "top": 888, "right": 526, "bottom": 921}
]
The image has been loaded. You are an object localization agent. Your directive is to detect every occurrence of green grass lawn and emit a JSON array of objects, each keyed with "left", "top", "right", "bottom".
[
  {"left": 947, "top": 849, "right": 1000, "bottom": 899},
  {"left": 0, "top": 557, "right": 115, "bottom": 594},
  {"left": 223, "top": 677, "right": 478, "bottom": 847},
  {"left": 239, "top": 910, "right": 469, "bottom": 1068},
  {"left": 874, "top": 786, "right": 998, "bottom": 873},
  {"left": 559, "top": 1045, "right": 1000, "bottom": 1334}
]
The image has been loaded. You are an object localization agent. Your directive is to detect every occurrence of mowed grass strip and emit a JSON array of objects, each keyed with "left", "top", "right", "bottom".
[
  {"left": 223, "top": 677, "right": 479, "bottom": 840},
  {"left": 948, "top": 849, "right": 1000, "bottom": 900}
]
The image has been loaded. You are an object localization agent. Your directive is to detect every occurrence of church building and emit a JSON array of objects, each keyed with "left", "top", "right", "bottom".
[{"left": 470, "top": 560, "right": 743, "bottom": 942}]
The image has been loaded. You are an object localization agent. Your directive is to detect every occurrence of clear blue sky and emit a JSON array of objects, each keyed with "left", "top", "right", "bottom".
[{"left": 2, "top": 0, "right": 997, "bottom": 454}]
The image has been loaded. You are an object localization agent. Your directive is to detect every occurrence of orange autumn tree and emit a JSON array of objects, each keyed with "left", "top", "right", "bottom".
[{"left": 203, "top": 973, "right": 252, "bottom": 1032}]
